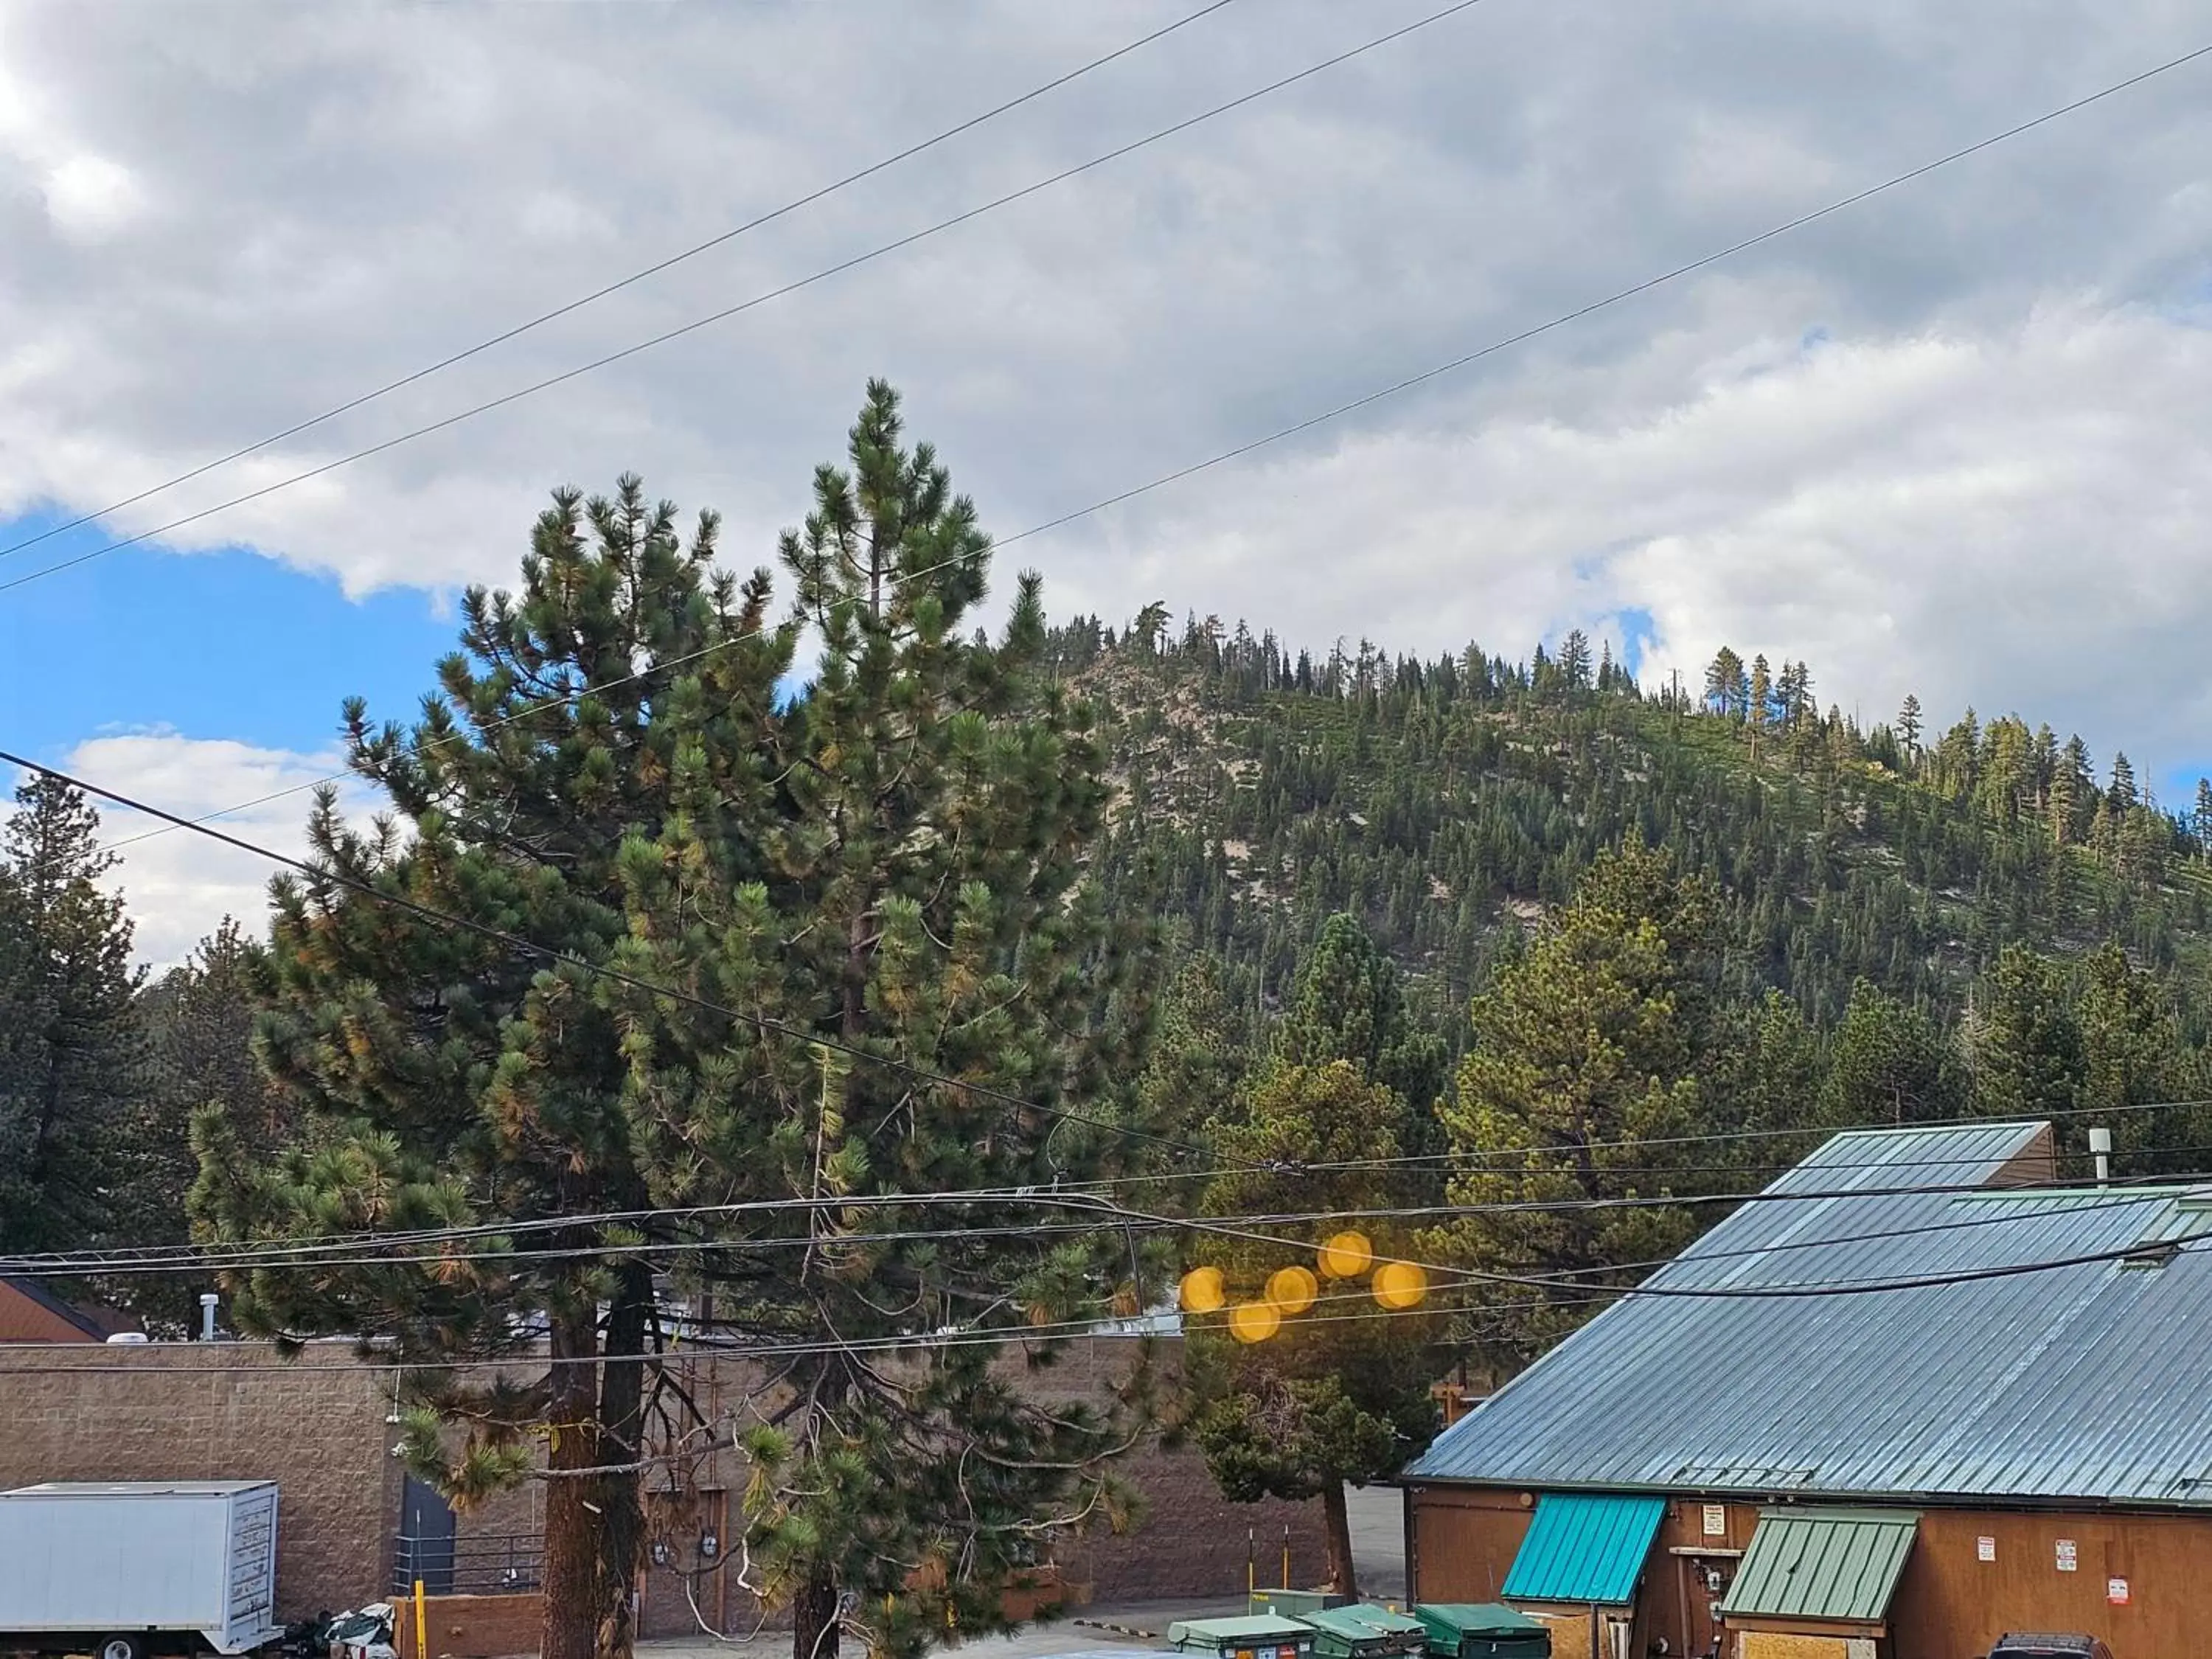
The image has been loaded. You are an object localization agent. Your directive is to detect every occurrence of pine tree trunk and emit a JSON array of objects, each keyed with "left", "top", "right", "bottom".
[
  {"left": 792, "top": 1568, "right": 840, "bottom": 1659},
  {"left": 543, "top": 1307, "right": 602, "bottom": 1659},
  {"left": 1321, "top": 1483, "right": 1359, "bottom": 1601},
  {"left": 591, "top": 1264, "right": 653, "bottom": 1659}
]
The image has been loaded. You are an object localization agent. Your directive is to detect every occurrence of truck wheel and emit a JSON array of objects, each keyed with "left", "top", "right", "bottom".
[{"left": 97, "top": 1635, "right": 148, "bottom": 1659}]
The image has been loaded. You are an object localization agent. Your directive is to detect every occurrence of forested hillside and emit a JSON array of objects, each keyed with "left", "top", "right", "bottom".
[{"left": 1059, "top": 608, "right": 2212, "bottom": 1052}]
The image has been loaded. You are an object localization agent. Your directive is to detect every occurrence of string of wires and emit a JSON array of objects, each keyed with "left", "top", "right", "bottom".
[
  {"left": 7, "top": 1191, "right": 2208, "bottom": 1379},
  {"left": 1, "top": 1171, "right": 2197, "bottom": 1281}
]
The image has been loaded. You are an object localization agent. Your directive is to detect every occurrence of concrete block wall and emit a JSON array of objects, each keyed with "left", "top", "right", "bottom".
[
  {"left": 0, "top": 1342, "right": 401, "bottom": 1619},
  {"left": 0, "top": 1334, "right": 1326, "bottom": 1638}
]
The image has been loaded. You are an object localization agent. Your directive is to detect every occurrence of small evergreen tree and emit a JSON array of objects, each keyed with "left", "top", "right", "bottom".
[
  {"left": 1186, "top": 1060, "right": 1439, "bottom": 1598},
  {"left": 1437, "top": 842, "right": 1721, "bottom": 1366},
  {"left": 0, "top": 773, "right": 145, "bottom": 1256}
]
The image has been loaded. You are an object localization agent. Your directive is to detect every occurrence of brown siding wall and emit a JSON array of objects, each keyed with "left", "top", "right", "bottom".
[
  {"left": 1410, "top": 1483, "right": 2212, "bottom": 1658},
  {"left": 0, "top": 1343, "right": 402, "bottom": 1619},
  {"left": 0, "top": 1283, "right": 102, "bottom": 1342}
]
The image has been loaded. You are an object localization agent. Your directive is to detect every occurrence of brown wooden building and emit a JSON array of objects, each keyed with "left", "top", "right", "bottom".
[
  {"left": 0, "top": 1275, "right": 136, "bottom": 1343},
  {"left": 1400, "top": 1121, "right": 2212, "bottom": 1659}
]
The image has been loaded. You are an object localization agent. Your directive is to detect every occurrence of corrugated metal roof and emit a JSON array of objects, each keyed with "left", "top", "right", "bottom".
[
  {"left": 1719, "top": 1508, "right": 1918, "bottom": 1624},
  {"left": 1499, "top": 1492, "right": 1663, "bottom": 1604},
  {"left": 1407, "top": 1121, "right": 2212, "bottom": 1506}
]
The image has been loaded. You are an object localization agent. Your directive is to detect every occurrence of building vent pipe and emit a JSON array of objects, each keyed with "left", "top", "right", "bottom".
[
  {"left": 2090, "top": 1127, "right": 2114, "bottom": 1186},
  {"left": 199, "top": 1292, "right": 220, "bottom": 1340}
]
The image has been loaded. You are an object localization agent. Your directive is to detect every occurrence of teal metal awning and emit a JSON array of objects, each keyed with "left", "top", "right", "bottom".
[
  {"left": 1719, "top": 1508, "right": 1920, "bottom": 1626},
  {"left": 1500, "top": 1493, "right": 1664, "bottom": 1606}
]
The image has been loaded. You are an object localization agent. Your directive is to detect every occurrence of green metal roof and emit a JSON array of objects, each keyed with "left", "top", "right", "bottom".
[
  {"left": 1500, "top": 1493, "right": 1663, "bottom": 1605},
  {"left": 1719, "top": 1508, "right": 1919, "bottom": 1626}
]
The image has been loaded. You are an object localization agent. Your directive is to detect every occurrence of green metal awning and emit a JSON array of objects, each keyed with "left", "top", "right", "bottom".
[
  {"left": 1500, "top": 1493, "right": 1664, "bottom": 1606},
  {"left": 1719, "top": 1508, "right": 1920, "bottom": 1626}
]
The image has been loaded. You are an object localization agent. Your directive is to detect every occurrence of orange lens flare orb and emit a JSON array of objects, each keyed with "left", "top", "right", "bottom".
[
  {"left": 1318, "top": 1231, "right": 1374, "bottom": 1280},
  {"left": 1372, "top": 1260, "right": 1429, "bottom": 1310},
  {"left": 1266, "top": 1265, "right": 1319, "bottom": 1316},
  {"left": 1179, "top": 1265, "right": 1226, "bottom": 1315},
  {"left": 1229, "top": 1300, "right": 1282, "bottom": 1344}
]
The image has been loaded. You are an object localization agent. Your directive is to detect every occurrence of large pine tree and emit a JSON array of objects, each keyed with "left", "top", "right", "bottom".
[
  {"left": 194, "top": 476, "right": 793, "bottom": 1659},
  {"left": 598, "top": 382, "right": 1163, "bottom": 1659}
]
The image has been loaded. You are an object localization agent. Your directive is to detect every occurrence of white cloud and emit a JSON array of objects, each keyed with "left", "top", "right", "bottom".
[
  {"left": 4, "top": 0, "right": 2212, "bottom": 786},
  {"left": 58, "top": 732, "right": 373, "bottom": 971}
]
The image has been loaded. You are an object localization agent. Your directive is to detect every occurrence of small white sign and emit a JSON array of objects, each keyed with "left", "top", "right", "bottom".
[
  {"left": 2109, "top": 1577, "right": 2129, "bottom": 1606},
  {"left": 2056, "top": 1539, "right": 2079, "bottom": 1573},
  {"left": 1702, "top": 1504, "right": 1726, "bottom": 1538},
  {"left": 1978, "top": 1536, "right": 1997, "bottom": 1562}
]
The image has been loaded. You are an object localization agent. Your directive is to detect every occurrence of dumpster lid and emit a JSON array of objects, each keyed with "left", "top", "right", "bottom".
[
  {"left": 1170, "top": 1617, "right": 1317, "bottom": 1644},
  {"left": 1312, "top": 1607, "right": 1426, "bottom": 1638},
  {"left": 1296, "top": 1609, "right": 1393, "bottom": 1645},
  {"left": 1415, "top": 1604, "right": 1546, "bottom": 1639}
]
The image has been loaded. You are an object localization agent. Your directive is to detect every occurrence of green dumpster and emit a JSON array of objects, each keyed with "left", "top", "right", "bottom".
[
  {"left": 1295, "top": 1604, "right": 1430, "bottom": 1659},
  {"left": 1413, "top": 1604, "right": 1549, "bottom": 1659},
  {"left": 1167, "top": 1615, "right": 1319, "bottom": 1659}
]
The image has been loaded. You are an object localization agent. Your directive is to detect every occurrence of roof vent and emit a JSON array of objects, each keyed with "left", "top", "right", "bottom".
[{"left": 2124, "top": 1191, "right": 2212, "bottom": 1269}]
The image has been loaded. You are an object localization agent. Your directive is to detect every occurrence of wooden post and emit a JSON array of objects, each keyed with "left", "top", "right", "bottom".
[{"left": 1281, "top": 1523, "right": 1290, "bottom": 1591}]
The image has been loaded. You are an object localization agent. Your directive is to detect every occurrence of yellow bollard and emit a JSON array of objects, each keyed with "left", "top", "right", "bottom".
[{"left": 414, "top": 1579, "right": 427, "bottom": 1659}]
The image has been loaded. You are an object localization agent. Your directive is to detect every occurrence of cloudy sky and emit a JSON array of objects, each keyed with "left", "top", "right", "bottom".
[{"left": 1, "top": 0, "right": 2209, "bottom": 964}]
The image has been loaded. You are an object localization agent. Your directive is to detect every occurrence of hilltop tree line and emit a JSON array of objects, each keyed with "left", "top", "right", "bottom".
[{"left": 1052, "top": 611, "right": 2212, "bottom": 1047}]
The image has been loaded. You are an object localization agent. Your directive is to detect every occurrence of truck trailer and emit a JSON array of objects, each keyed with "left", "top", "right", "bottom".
[{"left": 0, "top": 1481, "right": 281, "bottom": 1658}]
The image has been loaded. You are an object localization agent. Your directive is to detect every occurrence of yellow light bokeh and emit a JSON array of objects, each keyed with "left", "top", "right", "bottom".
[
  {"left": 1372, "top": 1260, "right": 1428, "bottom": 1310},
  {"left": 1179, "top": 1265, "right": 1226, "bottom": 1315},
  {"left": 1267, "top": 1265, "right": 1319, "bottom": 1315},
  {"left": 1318, "top": 1230, "right": 1374, "bottom": 1280},
  {"left": 1229, "top": 1300, "right": 1282, "bottom": 1343}
]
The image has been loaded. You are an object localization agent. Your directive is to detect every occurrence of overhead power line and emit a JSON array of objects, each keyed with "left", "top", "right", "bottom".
[
  {"left": 4, "top": 1194, "right": 2204, "bottom": 1378},
  {"left": 0, "top": 0, "right": 1245, "bottom": 568},
  {"left": 0, "top": 0, "right": 1495, "bottom": 599},
  {"left": 0, "top": 748, "right": 1213, "bottom": 1166},
  {"left": 5, "top": 1166, "right": 2198, "bottom": 1281},
  {"left": 992, "top": 38, "right": 2212, "bottom": 549}
]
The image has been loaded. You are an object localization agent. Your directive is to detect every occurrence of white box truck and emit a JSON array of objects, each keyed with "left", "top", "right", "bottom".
[{"left": 0, "top": 1481, "right": 281, "bottom": 1659}]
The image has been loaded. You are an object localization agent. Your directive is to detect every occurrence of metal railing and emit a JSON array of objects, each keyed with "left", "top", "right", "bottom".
[{"left": 389, "top": 1532, "right": 543, "bottom": 1598}]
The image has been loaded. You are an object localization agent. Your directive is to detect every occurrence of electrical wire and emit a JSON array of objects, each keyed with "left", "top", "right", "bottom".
[
  {"left": 7, "top": 1194, "right": 2205, "bottom": 1378},
  {"left": 0, "top": 0, "right": 1245, "bottom": 569},
  {"left": 0, "top": 748, "right": 1214, "bottom": 1166},
  {"left": 4, "top": 1164, "right": 2200, "bottom": 1280},
  {"left": 989, "top": 38, "right": 2212, "bottom": 550},
  {"left": 0, "top": 0, "right": 1496, "bottom": 600}
]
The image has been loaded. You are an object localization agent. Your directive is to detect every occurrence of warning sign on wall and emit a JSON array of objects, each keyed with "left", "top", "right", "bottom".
[
  {"left": 1977, "top": 1536, "right": 1996, "bottom": 1562},
  {"left": 2109, "top": 1577, "right": 2129, "bottom": 1605},
  {"left": 2056, "top": 1540, "right": 2079, "bottom": 1573},
  {"left": 1703, "top": 1504, "right": 1726, "bottom": 1537}
]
